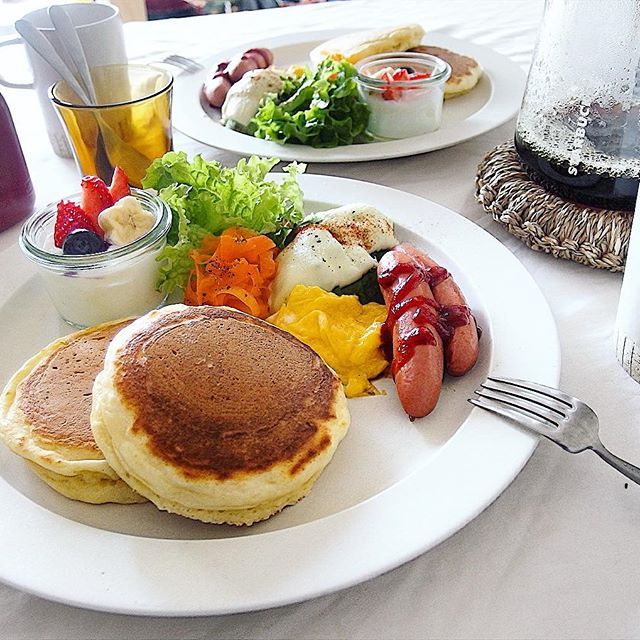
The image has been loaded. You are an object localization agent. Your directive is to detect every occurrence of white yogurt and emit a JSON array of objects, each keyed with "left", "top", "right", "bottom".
[
  {"left": 20, "top": 190, "right": 172, "bottom": 328},
  {"left": 362, "top": 86, "right": 445, "bottom": 139},
  {"left": 356, "top": 52, "right": 451, "bottom": 140},
  {"left": 38, "top": 245, "right": 167, "bottom": 328}
]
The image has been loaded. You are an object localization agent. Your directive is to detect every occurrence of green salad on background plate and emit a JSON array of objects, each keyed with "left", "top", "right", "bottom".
[{"left": 248, "top": 59, "right": 371, "bottom": 148}]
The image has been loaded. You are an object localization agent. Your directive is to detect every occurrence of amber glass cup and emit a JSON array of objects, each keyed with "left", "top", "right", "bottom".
[{"left": 50, "top": 64, "right": 173, "bottom": 186}]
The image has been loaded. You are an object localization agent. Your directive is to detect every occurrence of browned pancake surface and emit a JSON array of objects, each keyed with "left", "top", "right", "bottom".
[
  {"left": 114, "top": 307, "right": 340, "bottom": 480},
  {"left": 18, "top": 321, "right": 131, "bottom": 452},
  {"left": 410, "top": 45, "right": 479, "bottom": 87}
]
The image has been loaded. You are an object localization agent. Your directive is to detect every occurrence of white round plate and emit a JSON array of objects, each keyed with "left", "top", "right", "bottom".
[
  {"left": 0, "top": 175, "right": 559, "bottom": 615},
  {"left": 172, "top": 31, "right": 525, "bottom": 162}
]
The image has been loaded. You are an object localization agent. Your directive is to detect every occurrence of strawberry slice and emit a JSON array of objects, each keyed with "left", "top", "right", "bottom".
[
  {"left": 392, "top": 68, "right": 411, "bottom": 82},
  {"left": 81, "top": 175, "right": 114, "bottom": 226},
  {"left": 54, "top": 200, "right": 103, "bottom": 248},
  {"left": 382, "top": 86, "right": 399, "bottom": 100},
  {"left": 109, "top": 166, "right": 131, "bottom": 202}
]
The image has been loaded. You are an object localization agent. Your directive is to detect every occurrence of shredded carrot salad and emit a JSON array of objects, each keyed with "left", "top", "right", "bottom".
[{"left": 184, "top": 227, "right": 278, "bottom": 318}]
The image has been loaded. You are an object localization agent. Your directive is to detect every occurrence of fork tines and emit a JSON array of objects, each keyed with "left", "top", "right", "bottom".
[
  {"left": 487, "top": 376, "right": 575, "bottom": 407},
  {"left": 162, "top": 54, "right": 204, "bottom": 73},
  {"left": 468, "top": 376, "right": 574, "bottom": 436}
]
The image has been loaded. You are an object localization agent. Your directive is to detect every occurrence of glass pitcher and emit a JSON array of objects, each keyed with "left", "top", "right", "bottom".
[{"left": 515, "top": 0, "right": 640, "bottom": 211}]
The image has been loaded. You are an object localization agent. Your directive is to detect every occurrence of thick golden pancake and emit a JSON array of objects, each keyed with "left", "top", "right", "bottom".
[
  {"left": 0, "top": 319, "right": 144, "bottom": 504},
  {"left": 91, "top": 304, "right": 350, "bottom": 525},
  {"left": 409, "top": 45, "right": 482, "bottom": 98},
  {"left": 310, "top": 24, "right": 426, "bottom": 66}
]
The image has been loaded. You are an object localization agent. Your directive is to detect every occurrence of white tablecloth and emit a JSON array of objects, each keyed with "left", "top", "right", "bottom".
[{"left": 2, "top": 1, "right": 640, "bottom": 638}]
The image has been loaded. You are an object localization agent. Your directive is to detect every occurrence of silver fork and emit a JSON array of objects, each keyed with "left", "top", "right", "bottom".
[
  {"left": 161, "top": 54, "right": 204, "bottom": 73},
  {"left": 469, "top": 376, "right": 640, "bottom": 485}
]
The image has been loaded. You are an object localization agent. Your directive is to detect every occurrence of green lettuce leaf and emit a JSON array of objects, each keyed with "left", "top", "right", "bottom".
[
  {"left": 142, "top": 153, "right": 306, "bottom": 295},
  {"left": 250, "top": 59, "right": 371, "bottom": 148}
]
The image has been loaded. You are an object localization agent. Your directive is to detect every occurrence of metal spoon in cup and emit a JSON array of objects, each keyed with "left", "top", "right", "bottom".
[
  {"left": 48, "top": 5, "right": 98, "bottom": 104},
  {"left": 14, "top": 18, "right": 90, "bottom": 105},
  {"left": 15, "top": 18, "right": 119, "bottom": 176},
  {"left": 18, "top": 16, "right": 152, "bottom": 182}
]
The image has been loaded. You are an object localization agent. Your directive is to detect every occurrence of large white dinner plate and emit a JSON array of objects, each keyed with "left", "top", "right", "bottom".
[
  {"left": 172, "top": 31, "right": 525, "bottom": 162},
  {"left": 0, "top": 175, "right": 559, "bottom": 615}
]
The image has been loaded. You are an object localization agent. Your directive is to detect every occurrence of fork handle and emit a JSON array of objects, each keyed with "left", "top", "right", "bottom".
[{"left": 592, "top": 443, "right": 640, "bottom": 486}]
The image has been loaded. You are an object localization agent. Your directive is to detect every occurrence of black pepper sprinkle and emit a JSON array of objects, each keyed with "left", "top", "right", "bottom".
[{"left": 625, "top": 483, "right": 629, "bottom": 489}]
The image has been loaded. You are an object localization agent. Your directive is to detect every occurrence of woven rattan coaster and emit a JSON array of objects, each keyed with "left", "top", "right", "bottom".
[{"left": 475, "top": 141, "right": 633, "bottom": 272}]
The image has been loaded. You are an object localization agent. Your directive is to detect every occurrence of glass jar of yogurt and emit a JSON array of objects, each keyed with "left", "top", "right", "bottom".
[
  {"left": 356, "top": 52, "right": 451, "bottom": 139},
  {"left": 20, "top": 189, "right": 171, "bottom": 328}
]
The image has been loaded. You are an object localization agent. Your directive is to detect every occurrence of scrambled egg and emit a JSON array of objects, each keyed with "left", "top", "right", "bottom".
[{"left": 268, "top": 284, "right": 388, "bottom": 398}]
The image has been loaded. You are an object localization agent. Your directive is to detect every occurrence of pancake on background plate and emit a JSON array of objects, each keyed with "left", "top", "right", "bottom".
[
  {"left": 91, "top": 304, "right": 350, "bottom": 526},
  {"left": 409, "top": 45, "right": 482, "bottom": 98},
  {"left": 0, "top": 319, "right": 145, "bottom": 504},
  {"left": 310, "top": 24, "right": 426, "bottom": 66}
]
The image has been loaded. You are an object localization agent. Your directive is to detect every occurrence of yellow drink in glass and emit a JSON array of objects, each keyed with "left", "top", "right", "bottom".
[{"left": 50, "top": 64, "right": 173, "bottom": 186}]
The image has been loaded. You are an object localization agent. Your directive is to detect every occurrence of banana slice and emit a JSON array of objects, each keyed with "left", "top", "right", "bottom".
[{"left": 98, "top": 196, "right": 156, "bottom": 246}]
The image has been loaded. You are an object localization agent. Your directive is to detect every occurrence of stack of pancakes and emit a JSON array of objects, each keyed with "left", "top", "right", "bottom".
[
  {"left": 0, "top": 320, "right": 144, "bottom": 504},
  {"left": 0, "top": 305, "right": 350, "bottom": 525}
]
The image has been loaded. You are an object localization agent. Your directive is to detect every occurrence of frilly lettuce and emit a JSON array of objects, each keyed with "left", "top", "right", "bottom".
[
  {"left": 142, "top": 152, "right": 305, "bottom": 295},
  {"left": 249, "top": 59, "right": 371, "bottom": 148}
]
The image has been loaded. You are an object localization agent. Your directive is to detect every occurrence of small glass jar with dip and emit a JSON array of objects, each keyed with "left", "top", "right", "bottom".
[
  {"left": 20, "top": 189, "right": 171, "bottom": 328},
  {"left": 355, "top": 52, "right": 451, "bottom": 139}
]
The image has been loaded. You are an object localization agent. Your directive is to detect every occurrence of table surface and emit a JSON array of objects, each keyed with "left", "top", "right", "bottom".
[{"left": 2, "top": 1, "right": 640, "bottom": 638}]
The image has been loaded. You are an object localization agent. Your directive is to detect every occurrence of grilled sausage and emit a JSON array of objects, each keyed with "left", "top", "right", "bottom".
[
  {"left": 203, "top": 48, "right": 274, "bottom": 108},
  {"left": 378, "top": 250, "right": 444, "bottom": 418},
  {"left": 242, "top": 48, "right": 269, "bottom": 68},
  {"left": 396, "top": 243, "right": 479, "bottom": 376},
  {"left": 226, "top": 54, "right": 261, "bottom": 82},
  {"left": 203, "top": 75, "right": 232, "bottom": 108},
  {"left": 249, "top": 47, "right": 274, "bottom": 66}
]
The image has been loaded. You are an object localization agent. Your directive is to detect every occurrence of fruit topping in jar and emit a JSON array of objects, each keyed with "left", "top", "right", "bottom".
[
  {"left": 62, "top": 229, "right": 108, "bottom": 255},
  {"left": 80, "top": 175, "right": 114, "bottom": 223},
  {"left": 54, "top": 200, "right": 103, "bottom": 248},
  {"left": 52, "top": 167, "right": 141, "bottom": 253},
  {"left": 98, "top": 196, "right": 156, "bottom": 246},
  {"left": 108, "top": 166, "right": 131, "bottom": 201},
  {"left": 368, "top": 66, "right": 434, "bottom": 100}
]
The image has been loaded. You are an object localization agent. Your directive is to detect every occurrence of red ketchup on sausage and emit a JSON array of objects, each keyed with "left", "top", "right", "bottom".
[
  {"left": 377, "top": 245, "right": 481, "bottom": 419},
  {"left": 378, "top": 259, "right": 472, "bottom": 375}
]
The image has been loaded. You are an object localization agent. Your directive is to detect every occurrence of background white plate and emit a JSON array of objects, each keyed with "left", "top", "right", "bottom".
[
  {"left": 0, "top": 176, "right": 559, "bottom": 615},
  {"left": 172, "top": 31, "right": 526, "bottom": 162}
]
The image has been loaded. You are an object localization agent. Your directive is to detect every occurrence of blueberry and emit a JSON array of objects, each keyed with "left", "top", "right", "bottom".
[
  {"left": 398, "top": 65, "right": 416, "bottom": 74},
  {"left": 62, "top": 229, "right": 108, "bottom": 255}
]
